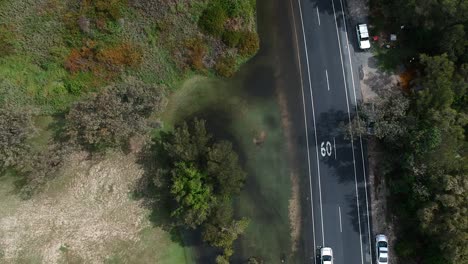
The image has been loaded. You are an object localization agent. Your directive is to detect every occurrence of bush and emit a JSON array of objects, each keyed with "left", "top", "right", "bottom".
[
  {"left": 219, "top": 0, "right": 255, "bottom": 19},
  {"left": 215, "top": 55, "right": 236, "bottom": 77},
  {"left": 185, "top": 38, "right": 207, "bottom": 71},
  {"left": 65, "top": 78, "right": 165, "bottom": 150},
  {"left": 238, "top": 31, "right": 259, "bottom": 57},
  {"left": 222, "top": 30, "right": 242, "bottom": 47},
  {"left": 64, "top": 41, "right": 142, "bottom": 78},
  {"left": 17, "top": 143, "right": 71, "bottom": 199},
  {"left": 0, "top": 105, "right": 35, "bottom": 170},
  {"left": 198, "top": 3, "right": 227, "bottom": 37},
  {"left": 97, "top": 43, "right": 143, "bottom": 69}
]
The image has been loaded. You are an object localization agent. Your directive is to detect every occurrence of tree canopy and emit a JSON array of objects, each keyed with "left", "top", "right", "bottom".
[
  {"left": 158, "top": 118, "right": 247, "bottom": 261},
  {"left": 170, "top": 162, "right": 214, "bottom": 228}
]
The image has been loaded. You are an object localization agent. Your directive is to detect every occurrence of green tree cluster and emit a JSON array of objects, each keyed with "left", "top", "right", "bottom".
[
  {"left": 370, "top": 1, "right": 468, "bottom": 262},
  {"left": 159, "top": 118, "right": 247, "bottom": 261},
  {"left": 359, "top": 54, "right": 467, "bottom": 264}
]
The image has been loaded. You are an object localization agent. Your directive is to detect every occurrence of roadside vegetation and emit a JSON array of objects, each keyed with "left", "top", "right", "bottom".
[
  {"left": 0, "top": 0, "right": 258, "bottom": 262},
  {"left": 355, "top": 1, "right": 468, "bottom": 263}
]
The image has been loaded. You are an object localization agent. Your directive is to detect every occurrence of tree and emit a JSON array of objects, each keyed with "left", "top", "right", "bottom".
[
  {"left": 159, "top": 118, "right": 248, "bottom": 262},
  {"left": 170, "top": 162, "right": 214, "bottom": 228},
  {"left": 203, "top": 216, "right": 249, "bottom": 258},
  {"left": 66, "top": 78, "right": 165, "bottom": 150},
  {"left": 416, "top": 54, "right": 455, "bottom": 112},
  {"left": 163, "top": 118, "right": 212, "bottom": 164},
  {"left": 439, "top": 24, "right": 467, "bottom": 62},
  {"left": 343, "top": 87, "right": 409, "bottom": 143},
  {"left": 162, "top": 118, "right": 246, "bottom": 197},
  {"left": 207, "top": 141, "right": 246, "bottom": 195}
]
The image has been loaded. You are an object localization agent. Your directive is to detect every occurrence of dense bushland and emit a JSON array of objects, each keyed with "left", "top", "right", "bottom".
[
  {"left": 361, "top": 1, "right": 468, "bottom": 263},
  {"left": 154, "top": 119, "right": 247, "bottom": 262}
]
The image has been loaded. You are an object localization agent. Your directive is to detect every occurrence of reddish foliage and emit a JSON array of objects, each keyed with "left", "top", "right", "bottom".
[
  {"left": 97, "top": 43, "right": 142, "bottom": 69},
  {"left": 64, "top": 40, "right": 141, "bottom": 78},
  {"left": 185, "top": 38, "right": 207, "bottom": 71},
  {"left": 64, "top": 41, "right": 97, "bottom": 73}
]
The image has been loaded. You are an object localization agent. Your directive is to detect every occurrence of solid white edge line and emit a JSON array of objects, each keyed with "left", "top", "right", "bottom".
[
  {"left": 289, "top": 0, "right": 317, "bottom": 262},
  {"left": 338, "top": 0, "right": 373, "bottom": 262},
  {"left": 316, "top": 7, "right": 321, "bottom": 26},
  {"left": 296, "top": 0, "right": 326, "bottom": 246},
  {"left": 338, "top": 206, "right": 342, "bottom": 233},
  {"left": 330, "top": 1, "right": 365, "bottom": 264},
  {"left": 325, "top": 70, "right": 330, "bottom": 91}
]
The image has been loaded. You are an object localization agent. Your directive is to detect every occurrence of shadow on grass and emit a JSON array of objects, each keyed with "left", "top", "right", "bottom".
[{"left": 131, "top": 134, "right": 188, "bottom": 246}]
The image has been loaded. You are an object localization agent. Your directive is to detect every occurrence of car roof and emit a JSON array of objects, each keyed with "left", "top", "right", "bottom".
[
  {"left": 376, "top": 234, "right": 388, "bottom": 242},
  {"left": 358, "top": 24, "right": 369, "bottom": 38},
  {"left": 321, "top": 247, "right": 333, "bottom": 255},
  {"left": 360, "top": 40, "right": 371, "bottom": 49}
]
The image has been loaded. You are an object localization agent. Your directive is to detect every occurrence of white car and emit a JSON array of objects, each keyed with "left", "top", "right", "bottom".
[
  {"left": 375, "top": 234, "right": 389, "bottom": 264},
  {"left": 356, "top": 24, "right": 371, "bottom": 50},
  {"left": 320, "top": 247, "right": 333, "bottom": 264}
]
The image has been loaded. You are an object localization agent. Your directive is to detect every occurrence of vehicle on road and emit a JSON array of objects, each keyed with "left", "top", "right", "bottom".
[
  {"left": 376, "top": 234, "right": 389, "bottom": 264},
  {"left": 356, "top": 24, "right": 371, "bottom": 50},
  {"left": 320, "top": 247, "right": 334, "bottom": 264}
]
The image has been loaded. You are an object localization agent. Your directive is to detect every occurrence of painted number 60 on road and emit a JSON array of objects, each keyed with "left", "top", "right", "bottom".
[{"left": 320, "top": 141, "right": 332, "bottom": 157}]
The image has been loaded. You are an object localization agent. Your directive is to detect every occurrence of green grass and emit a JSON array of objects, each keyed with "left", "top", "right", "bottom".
[
  {"left": 0, "top": 55, "right": 78, "bottom": 113},
  {"left": 104, "top": 227, "right": 192, "bottom": 264}
]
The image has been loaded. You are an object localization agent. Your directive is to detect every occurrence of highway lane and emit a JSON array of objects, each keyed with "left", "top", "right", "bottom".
[{"left": 289, "top": 0, "right": 372, "bottom": 263}]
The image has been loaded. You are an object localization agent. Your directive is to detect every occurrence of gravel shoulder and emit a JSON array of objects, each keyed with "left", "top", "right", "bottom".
[{"left": 343, "top": 0, "right": 400, "bottom": 262}]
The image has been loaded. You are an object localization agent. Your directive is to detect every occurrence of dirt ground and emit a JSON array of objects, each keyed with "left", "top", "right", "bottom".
[
  {"left": 0, "top": 151, "right": 182, "bottom": 263},
  {"left": 359, "top": 42, "right": 400, "bottom": 264}
]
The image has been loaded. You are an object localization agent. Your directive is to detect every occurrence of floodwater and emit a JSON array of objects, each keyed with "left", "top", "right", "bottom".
[
  {"left": 230, "top": 0, "right": 313, "bottom": 262},
  {"left": 180, "top": 0, "right": 314, "bottom": 262}
]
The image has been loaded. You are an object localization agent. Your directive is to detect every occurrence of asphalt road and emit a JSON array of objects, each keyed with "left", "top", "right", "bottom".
[{"left": 288, "top": 0, "right": 373, "bottom": 263}]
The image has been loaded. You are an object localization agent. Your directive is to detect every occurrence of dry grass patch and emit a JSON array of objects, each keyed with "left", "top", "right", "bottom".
[{"left": 0, "top": 151, "right": 185, "bottom": 264}]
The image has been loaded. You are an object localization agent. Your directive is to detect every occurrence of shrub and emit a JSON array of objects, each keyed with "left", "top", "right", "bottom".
[
  {"left": 0, "top": 105, "right": 35, "bottom": 171},
  {"left": 17, "top": 143, "right": 71, "bottom": 199},
  {"left": 198, "top": 3, "right": 227, "bottom": 37},
  {"left": 185, "top": 38, "right": 207, "bottom": 71},
  {"left": 215, "top": 55, "right": 236, "bottom": 77},
  {"left": 97, "top": 43, "right": 142, "bottom": 69},
  {"left": 238, "top": 31, "right": 259, "bottom": 57},
  {"left": 64, "top": 72, "right": 95, "bottom": 95},
  {"left": 94, "top": 0, "right": 126, "bottom": 20},
  {"left": 64, "top": 41, "right": 142, "bottom": 78},
  {"left": 64, "top": 40, "right": 98, "bottom": 73},
  {"left": 219, "top": 0, "right": 255, "bottom": 18},
  {"left": 65, "top": 79, "right": 165, "bottom": 150},
  {"left": 222, "top": 30, "right": 242, "bottom": 47}
]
